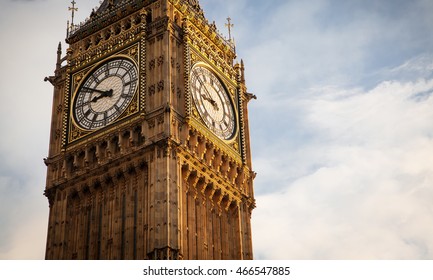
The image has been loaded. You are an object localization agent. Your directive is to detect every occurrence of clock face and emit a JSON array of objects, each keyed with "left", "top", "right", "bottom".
[
  {"left": 73, "top": 58, "right": 138, "bottom": 130},
  {"left": 190, "top": 65, "right": 236, "bottom": 140}
]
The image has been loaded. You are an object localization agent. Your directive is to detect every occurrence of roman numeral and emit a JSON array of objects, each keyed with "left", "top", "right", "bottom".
[
  {"left": 92, "top": 74, "right": 100, "bottom": 84},
  {"left": 123, "top": 78, "right": 137, "bottom": 87},
  {"left": 105, "top": 64, "right": 110, "bottom": 77},
  {"left": 76, "top": 99, "right": 92, "bottom": 108}
]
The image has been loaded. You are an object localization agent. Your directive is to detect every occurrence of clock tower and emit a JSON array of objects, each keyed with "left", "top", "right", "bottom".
[{"left": 44, "top": 0, "right": 256, "bottom": 260}]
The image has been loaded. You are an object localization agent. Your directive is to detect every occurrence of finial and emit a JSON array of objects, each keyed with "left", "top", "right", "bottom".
[
  {"left": 225, "top": 17, "right": 234, "bottom": 42},
  {"left": 68, "top": 1, "right": 78, "bottom": 27},
  {"left": 57, "top": 42, "right": 62, "bottom": 67},
  {"left": 90, "top": 9, "right": 97, "bottom": 18}
]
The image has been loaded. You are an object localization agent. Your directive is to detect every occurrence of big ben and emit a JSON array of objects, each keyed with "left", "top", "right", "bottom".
[{"left": 44, "top": 0, "right": 256, "bottom": 260}]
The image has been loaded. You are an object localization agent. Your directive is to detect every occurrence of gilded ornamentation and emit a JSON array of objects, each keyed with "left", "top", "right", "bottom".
[{"left": 70, "top": 123, "right": 86, "bottom": 141}]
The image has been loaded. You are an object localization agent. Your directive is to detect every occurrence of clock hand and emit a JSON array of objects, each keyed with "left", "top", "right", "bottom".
[
  {"left": 91, "top": 89, "right": 114, "bottom": 103},
  {"left": 201, "top": 94, "right": 219, "bottom": 110},
  {"left": 197, "top": 78, "right": 219, "bottom": 110},
  {"left": 82, "top": 86, "right": 112, "bottom": 94},
  {"left": 197, "top": 77, "right": 213, "bottom": 99}
]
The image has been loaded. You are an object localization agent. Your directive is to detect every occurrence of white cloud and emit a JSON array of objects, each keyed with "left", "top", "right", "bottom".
[
  {"left": 0, "top": 172, "right": 48, "bottom": 259},
  {"left": 252, "top": 69, "right": 433, "bottom": 259}
]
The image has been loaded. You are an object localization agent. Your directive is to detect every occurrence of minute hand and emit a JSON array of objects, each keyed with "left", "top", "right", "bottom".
[
  {"left": 82, "top": 87, "right": 111, "bottom": 94},
  {"left": 197, "top": 78, "right": 219, "bottom": 110}
]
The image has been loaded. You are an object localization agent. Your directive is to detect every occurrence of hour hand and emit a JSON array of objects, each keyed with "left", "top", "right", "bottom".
[
  {"left": 201, "top": 94, "right": 219, "bottom": 110},
  {"left": 91, "top": 89, "right": 113, "bottom": 102}
]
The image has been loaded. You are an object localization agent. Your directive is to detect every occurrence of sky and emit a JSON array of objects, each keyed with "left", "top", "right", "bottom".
[{"left": 1, "top": 0, "right": 433, "bottom": 260}]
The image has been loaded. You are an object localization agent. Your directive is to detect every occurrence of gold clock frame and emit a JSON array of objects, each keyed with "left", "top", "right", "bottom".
[
  {"left": 66, "top": 44, "right": 141, "bottom": 145},
  {"left": 189, "top": 61, "right": 239, "bottom": 142}
]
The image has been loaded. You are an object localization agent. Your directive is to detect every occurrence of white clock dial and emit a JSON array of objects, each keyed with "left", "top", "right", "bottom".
[
  {"left": 190, "top": 65, "right": 236, "bottom": 140},
  {"left": 73, "top": 58, "right": 138, "bottom": 130}
]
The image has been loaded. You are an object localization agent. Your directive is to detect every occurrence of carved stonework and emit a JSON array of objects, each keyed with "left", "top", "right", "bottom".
[{"left": 45, "top": 0, "right": 255, "bottom": 260}]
